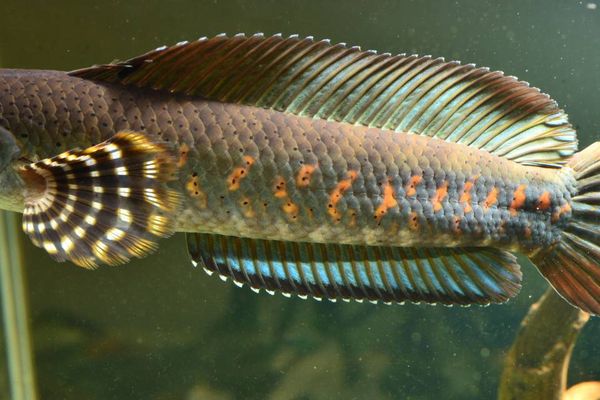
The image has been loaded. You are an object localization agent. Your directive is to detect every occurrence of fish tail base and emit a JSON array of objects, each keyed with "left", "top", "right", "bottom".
[{"left": 534, "top": 142, "right": 600, "bottom": 315}]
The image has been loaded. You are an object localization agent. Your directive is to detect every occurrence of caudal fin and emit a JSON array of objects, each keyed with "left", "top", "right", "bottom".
[{"left": 534, "top": 142, "right": 600, "bottom": 315}]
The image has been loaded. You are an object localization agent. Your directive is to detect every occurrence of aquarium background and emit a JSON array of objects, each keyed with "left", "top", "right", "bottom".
[{"left": 0, "top": 1, "right": 599, "bottom": 399}]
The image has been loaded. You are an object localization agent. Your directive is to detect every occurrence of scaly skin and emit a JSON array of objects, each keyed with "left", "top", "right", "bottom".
[{"left": 0, "top": 69, "right": 576, "bottom": 254}]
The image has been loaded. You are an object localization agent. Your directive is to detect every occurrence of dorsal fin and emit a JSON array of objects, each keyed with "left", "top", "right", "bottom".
[{"left": 71, "top": 33, "right": 577, "bottom": 166}]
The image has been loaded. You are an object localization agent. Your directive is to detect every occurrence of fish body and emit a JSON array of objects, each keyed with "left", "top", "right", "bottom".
[
  {"left": 0, "top": 34, "right": 598, "bottom": 313},
  {"left": 0, "top": 70, "right": 573, "bottom": 250}
]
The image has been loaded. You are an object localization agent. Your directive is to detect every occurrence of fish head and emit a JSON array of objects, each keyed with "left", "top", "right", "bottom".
[{"left": 0, "top": 126, "right": 26, "bottom": 212}]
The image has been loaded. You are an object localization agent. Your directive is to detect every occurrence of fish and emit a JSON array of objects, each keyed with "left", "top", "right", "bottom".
[{"left": 0, "top": 33, "right": 598, "bottom": 314}]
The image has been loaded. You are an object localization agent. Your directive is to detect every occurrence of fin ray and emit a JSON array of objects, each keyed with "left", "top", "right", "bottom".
[
  {"left": 71, "top": 34, "right": 576, "bottom": 166},
  {"left": 20, "top": 131, "right": 180, "bottom": 268},
  {"left": 533, "top": 142, "right": 600, "bottom": 315},
  {"left": 186, "top": 233, "right": 522, "bottom": 305}
]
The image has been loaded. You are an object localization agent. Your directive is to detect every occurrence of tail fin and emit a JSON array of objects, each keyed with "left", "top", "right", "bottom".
[{"left": 534, "top": 142, "right": 600, "bottom": 315}]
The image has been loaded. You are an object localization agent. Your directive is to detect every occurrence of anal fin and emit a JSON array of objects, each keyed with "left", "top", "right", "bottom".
[
  {"left": 187, "top": 233, "right": 522, "bottom": 306},
  {"left": 20, "top": 131, "right": 180, "bottom": 268}
]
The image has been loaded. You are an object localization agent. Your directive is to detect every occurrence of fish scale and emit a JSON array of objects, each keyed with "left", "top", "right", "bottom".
[
  {"left": 0, "top": 71, "right": 570, "bottom": 250},
  {"left": 0, "top": 34, "right": 598, "bottom": 313}
]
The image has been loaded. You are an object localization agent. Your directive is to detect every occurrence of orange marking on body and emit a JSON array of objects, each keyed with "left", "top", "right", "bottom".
[
  {"left": 243, "top": 155, "right": 255, "bottom": 166},
  {"left": 186, "top": 173, "right": 207, "bottom": 208},
  {"left": 227, "top": 156, "right": 255, "bottom": 191},
  {"left": 552, "top": 202, "right": 572, "bottom": 222},
  {"left": 274, "top": 176, "right": 287, "bottom": 198},
  {"left": 327, "top": 171, "right": 358, "bottom": 222},
  {"left": 337, "top": 179, "right": 353, "bottom": 192},
  {"left": 283, "top": 200, "right": 299, "bottom": 216},
  {"left": 374, "top": 180, "right": 398, "bottom": 223},
  {"left": 282, "top": 199, "right": 300, "bottom": 221},
  {"left": 272, "top": 175, "right": 300, "bottom": 222},
  {"left": 452, "top": 216, "right": 461, "bottom": 233},
  {"left": 278, "top": 196, "right": 299, "bottom": 222},
  {"left": 296, "top": 164, "right": 317, "bottom": 187},
  {"left": 227, "top": 168, "right": 246, "bottom": 191},
  {"left": 240, "top": 197, "right": 255, "bottom": 218},
  {"left": 405, "top": 175, "right": 422, "bottom": 197},
  {"left": 432, "top": 181, "right": 448, "bottom": 212},
  {"left": 509, "top": 184, "right": 527, "bottom": 216},
  {"left": 328, "top": 207, "right": 341, "bottom": 221},
  {"left": 460, "top": 182, "right": 474, "bottom": 203},
  {"left": 177, "top": 143, "right": 189, "bottom": 168},
  {"left": 483, "top": 187, "right": 499, "bottom": 210},
  {"left": 460, "top": 177, "right": 478, "bottom": 213},
  {"left": 537, "top": 191, "right": 551, "bottom": 211},
  {"left": 408, "top": 212, "right": 419, "bottom": 231}
]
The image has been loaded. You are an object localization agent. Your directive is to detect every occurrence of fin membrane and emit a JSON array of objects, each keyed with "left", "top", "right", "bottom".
[
  {"left": 71, "top": 33, "right": 576, "bottom": 166},
  {"left": 533, "top": 142, "right": 600, "bottom": 315},
  {"left": 20, "top": 131, "right": 180, "bottom": 268},
  {"left": 187, "top": 233, "right": 522, "bottom": 305}
]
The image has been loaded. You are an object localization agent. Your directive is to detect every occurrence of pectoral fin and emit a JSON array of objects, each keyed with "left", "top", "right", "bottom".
[
  {"left": 187, "top": 233, "right": 522, "bottom": 305},
  {"left": 19, "top": 131, "right": 180, "bottom": 268}
]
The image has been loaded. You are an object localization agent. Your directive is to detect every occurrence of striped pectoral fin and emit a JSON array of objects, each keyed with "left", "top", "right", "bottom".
[
  {"left": 20, "top": 131, "right": 180, "bottom": 268},
  {"left": 186, "top": 233, "right": 522, "bottom": 305}
]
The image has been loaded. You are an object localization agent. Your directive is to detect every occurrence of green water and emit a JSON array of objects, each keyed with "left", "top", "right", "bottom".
[{"left": 0, "top": 1, "right": 599, "bottom": 399}]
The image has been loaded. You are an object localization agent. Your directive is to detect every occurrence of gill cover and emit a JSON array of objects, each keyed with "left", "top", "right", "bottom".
[
  {"left": 0, "top": 126, "right": 25, "bottom": 212},
  {"left": 0, "top": 126, "right": 20, "bottom": 171}
]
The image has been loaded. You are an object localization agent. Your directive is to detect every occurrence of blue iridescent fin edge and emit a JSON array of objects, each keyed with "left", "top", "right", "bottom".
[{"left": 186, "top": 233, "right": 522, "bottom": 306}]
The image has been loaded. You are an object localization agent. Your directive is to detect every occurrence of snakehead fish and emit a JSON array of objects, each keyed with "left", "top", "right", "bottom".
[{"left": 0, "top": 34, "right": 598, "bottom": 314}]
